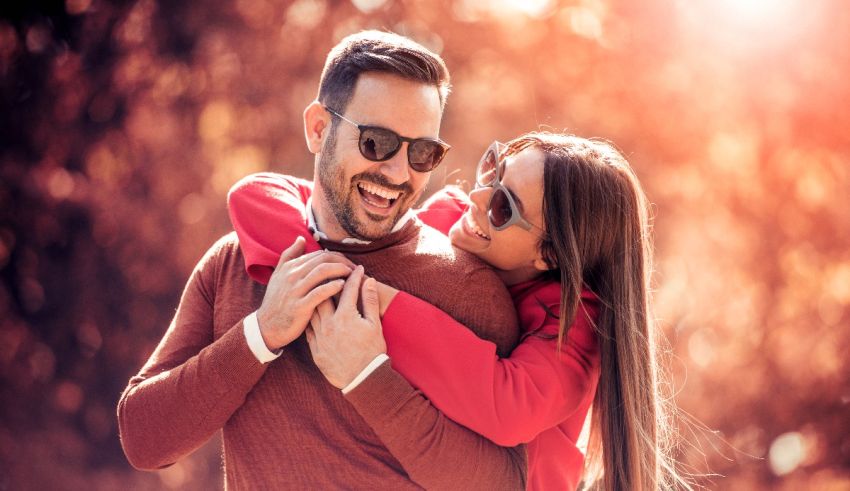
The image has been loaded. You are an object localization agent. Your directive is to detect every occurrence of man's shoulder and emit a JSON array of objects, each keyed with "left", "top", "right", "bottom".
[
  {"left": 411, "top": 220, "right": 490, "bottom": 273},
  {"left": 194, "top": 231, "right": 249, "bottom": 278}
]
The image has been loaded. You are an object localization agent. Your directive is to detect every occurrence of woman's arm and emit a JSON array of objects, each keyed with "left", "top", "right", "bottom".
[
  {"left": 382, "top": 290, "right": 600, "bottom": 446},
  {"left": 306, "top": 267, "right": 527, "bottom": 490},
  {"left": 228, "top": 173, "right": 599, "bottom": 445},
  {"left": 227, "top": 172, "right": 320, "bottom": 284}
]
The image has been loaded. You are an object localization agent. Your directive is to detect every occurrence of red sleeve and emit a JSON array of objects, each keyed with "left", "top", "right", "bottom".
[
  {"left": 382, "top": 291, "right": 599, "bottom": 446},
  {"left": 415, "top": 186, "right": 469, "bottom": 236},
  {"left": 227, "top": 173, "right": 320, "bottom": 284}
]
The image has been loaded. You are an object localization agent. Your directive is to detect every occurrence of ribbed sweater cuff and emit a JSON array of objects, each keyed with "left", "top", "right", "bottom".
[
  {"left": 343, "top": 361, "right": 413, "bottom": 418},
  {"left": 211, "top": 322, "right": 270, "bottom": 395}
]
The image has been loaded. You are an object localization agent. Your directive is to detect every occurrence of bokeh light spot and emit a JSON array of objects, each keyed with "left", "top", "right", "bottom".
[
  {"left": 769, "top": 431, "right": 806, "bottom": 476},
  {"left": 199, "top": 101, "right": 234, "bottom": 142},
  {"left": 25, "top": 24, "right": 51, "bottom": 53},
  {"left": 286, "top": 0, "right": 328, "bottom": 29},
  {"left": 54, "top": 381, "right": 84, "bottom": 414},
  {"left": 66, "top": 0, "right": 92, "bottom": 15},
  {"left": 351, "top": 0, "right": 389, "bottom": 14},
  {"left": 687, "top": 328, "right": 716, "bottom": 368},
  {"left": 178, "top": 193, "right": 208, "bottom": 225},
  {"left": 47, "top": 168, "right": 75, "bottom": 200}
]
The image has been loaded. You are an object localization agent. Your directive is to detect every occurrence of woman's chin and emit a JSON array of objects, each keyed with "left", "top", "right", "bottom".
[{"left": 449, "top": 221, "right": 487, "bottom": 255}]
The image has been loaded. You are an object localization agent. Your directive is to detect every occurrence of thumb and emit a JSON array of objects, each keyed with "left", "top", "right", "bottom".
[
  {"left": 278, "top": 236, "right": 306, "bottom": 267},
  {"left": 361, "top": 277, "right": 380, "bottom": 325}
]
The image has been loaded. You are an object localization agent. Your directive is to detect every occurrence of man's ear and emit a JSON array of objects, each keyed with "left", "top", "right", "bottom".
[{"left": 304, "top": 101, "right": 330, "bottom": 154}]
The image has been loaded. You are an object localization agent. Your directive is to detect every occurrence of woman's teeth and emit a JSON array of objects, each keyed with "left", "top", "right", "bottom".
[{"left": 467, "top": 214, "right": 490, "bottom": 240}]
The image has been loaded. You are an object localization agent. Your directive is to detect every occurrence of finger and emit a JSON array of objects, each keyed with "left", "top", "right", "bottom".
[
  {"left": 278, "top": 236, "right": 306, "bottom": 267},
  {"left": 305, "top": 327, "right": 318, "bottom": 354},
  {"left": 310, "top": 311, "right": 321, "bottom": 332},
  {"left": 283, "top": 247, "right": 332, "bottom": 270},
  {"left": 295, "top": 250, "right": 356, "bottom": 274},
  {"left": 316, "top": 298, "right": 334, "bottom": 323},
  {"left": 294, "top": 263, "right": 353, "bottom": 295},
  {"left": 361, "top": 277, "right": 380, "bottom": 325},
  {"left": 301, "top": 279, "right": 346, "bottom": 312},
  {"left": 338, "top": 265, "right": 364, "bottom": 312}
]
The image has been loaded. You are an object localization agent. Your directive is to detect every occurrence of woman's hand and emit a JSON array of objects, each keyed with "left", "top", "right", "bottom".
[{"left": 305, "top": 266, "right": 388, "bottom": 389}]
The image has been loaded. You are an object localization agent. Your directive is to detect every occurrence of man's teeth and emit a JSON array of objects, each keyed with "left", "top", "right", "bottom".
[{"left": 358, "top": 182, "right": 401, "bottom": 200}]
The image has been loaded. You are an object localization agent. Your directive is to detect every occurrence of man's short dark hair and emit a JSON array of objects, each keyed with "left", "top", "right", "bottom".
[{"left": 317, "top": 30, "right": 451, "bottom": 114}]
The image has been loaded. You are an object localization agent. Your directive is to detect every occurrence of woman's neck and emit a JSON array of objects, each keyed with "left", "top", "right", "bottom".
[{"left": 496, "top": 266, "right": 543, "bottom": 286}]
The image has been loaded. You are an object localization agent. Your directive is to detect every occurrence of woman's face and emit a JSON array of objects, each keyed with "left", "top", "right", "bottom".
[{"left": 449, "top": 147, "right": 549, "bottom": 284}]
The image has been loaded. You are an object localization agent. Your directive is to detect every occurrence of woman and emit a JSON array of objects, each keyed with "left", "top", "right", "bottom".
[{"left": 228, "top": 132, "right": 684, "bottom": 490}]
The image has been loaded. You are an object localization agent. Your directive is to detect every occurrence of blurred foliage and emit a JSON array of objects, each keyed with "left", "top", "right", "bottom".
[{"left": 1, "top": 0, "right": 848, "bottom": 489}]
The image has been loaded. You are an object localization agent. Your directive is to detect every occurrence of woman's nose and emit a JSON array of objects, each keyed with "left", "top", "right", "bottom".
[{"left": 468, "top": 186, "right": 492, "bottom": 209}]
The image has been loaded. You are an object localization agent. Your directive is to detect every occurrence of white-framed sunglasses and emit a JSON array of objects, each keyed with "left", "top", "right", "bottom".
[{"left": 475, "top": 141, "right": 544, "bottom": 232}]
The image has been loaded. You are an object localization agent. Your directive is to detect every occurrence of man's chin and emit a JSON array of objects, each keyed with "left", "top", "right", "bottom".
[{"left": 347, "top": 211, "right": 398, "bottom": 241}]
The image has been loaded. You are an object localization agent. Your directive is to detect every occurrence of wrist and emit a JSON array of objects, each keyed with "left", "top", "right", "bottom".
[
  {"left": 257, "top": 310, "right": 291, "bottom": 351},
  {"left": 341, "top": 353, "right": 389, "bottom": 394},
  {"left": 244, "top": 311, "right": 283, "bottom": 363}
]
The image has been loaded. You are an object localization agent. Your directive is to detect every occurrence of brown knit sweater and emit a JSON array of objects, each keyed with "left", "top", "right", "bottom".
[{"left": 118, "top": 219, "right": 524, "bottom": 490}]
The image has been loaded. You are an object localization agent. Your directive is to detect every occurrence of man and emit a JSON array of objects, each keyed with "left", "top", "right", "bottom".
[{"left": 118, "top": 31, "right": 524, "bottom": 489}]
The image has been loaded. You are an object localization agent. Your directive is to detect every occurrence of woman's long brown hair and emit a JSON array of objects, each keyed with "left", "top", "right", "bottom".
[{"left": 504, "top": 133, "right": 687, "bottom": 490}]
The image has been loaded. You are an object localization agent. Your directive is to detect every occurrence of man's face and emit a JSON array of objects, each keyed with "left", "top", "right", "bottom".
[{"left": 314, "top": 72, "right": 443, "bottom": 241}]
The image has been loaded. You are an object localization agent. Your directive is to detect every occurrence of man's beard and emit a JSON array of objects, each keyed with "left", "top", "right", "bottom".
[{"left": 317, "top": 129, "right": 415, "bottom": 241}]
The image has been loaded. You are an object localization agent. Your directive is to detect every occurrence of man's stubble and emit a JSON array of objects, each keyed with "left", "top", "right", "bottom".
[{"left": 316, "top": 122, "right": 414, "bottom": 241}]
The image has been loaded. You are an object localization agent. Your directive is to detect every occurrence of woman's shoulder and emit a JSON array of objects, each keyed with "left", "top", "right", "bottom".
[{"left": 512, "top": 279, "right": 599, "bottom": 337}]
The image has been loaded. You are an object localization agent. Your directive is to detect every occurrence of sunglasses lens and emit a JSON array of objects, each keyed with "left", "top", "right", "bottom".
[
  {"left": 360, "top": 128, "right": 400, "bottom": 161},
  {"left": 477, "top": 149, "right": 498, "bottom": 186},
  {"left": 408, "top": 140, "right": 447, "bottom": 172},
  {"left": 488, "top": 188, "right": 513, "bottom": 228}
]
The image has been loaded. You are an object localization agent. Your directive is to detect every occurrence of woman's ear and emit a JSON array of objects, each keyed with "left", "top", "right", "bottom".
[
  {"left": 532, "top": 256, "right": 552, "bottom": 272},
  {"left": 303, "top": 101, "right": 330, "bottom": 154}
]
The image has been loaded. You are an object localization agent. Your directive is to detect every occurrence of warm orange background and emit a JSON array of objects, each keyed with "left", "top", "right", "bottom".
[{"left": 1, "top": 1, "right": 848, "bottom": 489}]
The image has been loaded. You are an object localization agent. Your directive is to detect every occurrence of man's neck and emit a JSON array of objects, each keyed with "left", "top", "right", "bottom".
[{"left": 310, "top": 188, "right": 353, "bottom": 243}]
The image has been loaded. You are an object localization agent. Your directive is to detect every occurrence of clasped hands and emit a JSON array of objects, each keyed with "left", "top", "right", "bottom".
[{"left": 256, "top": 236, "right": 389, "bottom": 389}]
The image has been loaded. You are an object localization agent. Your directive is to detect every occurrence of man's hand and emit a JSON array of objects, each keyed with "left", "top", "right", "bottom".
[
  {"left": 256, "top": 236, "right": 356, "bottom": 351},
  {"left": 305, "top": 266, "right": 387, "bottom": 389}
]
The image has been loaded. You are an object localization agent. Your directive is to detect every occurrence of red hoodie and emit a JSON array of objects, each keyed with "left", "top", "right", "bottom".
[{"left": 228, "top": 173, "right": 600, "bottom": 491}]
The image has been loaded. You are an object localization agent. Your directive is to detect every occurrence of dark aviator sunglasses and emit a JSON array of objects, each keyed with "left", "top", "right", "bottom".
[
  {"left": 476, "top": 141, "right": 544, "bottom": 232},
  {"left": 324, "top": 105, "right": 450, "bottom": 173}
]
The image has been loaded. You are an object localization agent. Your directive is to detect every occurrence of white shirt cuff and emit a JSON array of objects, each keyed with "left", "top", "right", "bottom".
[
  {"left": 341, "top": 354, "right": 389, "bottom": 394},
  {"left": 243, "top": 311, "right": 283, "bottom": 363}
]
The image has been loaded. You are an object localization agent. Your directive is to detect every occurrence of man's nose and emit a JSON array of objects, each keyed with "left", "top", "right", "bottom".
[{"left": 378, "top": 145, "right": 412, "bottom": 184}]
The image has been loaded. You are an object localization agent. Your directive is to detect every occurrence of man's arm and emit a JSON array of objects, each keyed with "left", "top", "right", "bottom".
[
  {"left": 118, "top": 235, "right": 352, "bottom": 469},
  {"left": 306, "top": 271, "right": 526, "bottom": 491},
  {"left": 345, "top": 362, "right": 527, "bottom": 491},
  {"left": 117, "top": 237, "right": 269, "bottom": 469}
]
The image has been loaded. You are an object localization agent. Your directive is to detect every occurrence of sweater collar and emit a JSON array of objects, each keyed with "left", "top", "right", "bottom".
[{"left": 306, "top": 197, "right": 415, "bottom": 245}]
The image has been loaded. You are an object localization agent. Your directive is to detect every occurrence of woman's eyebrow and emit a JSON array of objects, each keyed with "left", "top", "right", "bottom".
[{"left": 504, "top": 184, "right": 525, "bottom": 212}]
